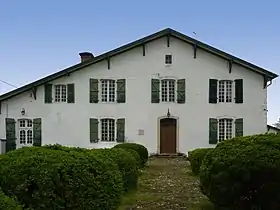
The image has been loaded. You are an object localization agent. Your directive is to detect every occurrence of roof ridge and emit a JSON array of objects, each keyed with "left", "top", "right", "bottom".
[{"left": 0, "top": 28, "right": 278, "bottom": 101}]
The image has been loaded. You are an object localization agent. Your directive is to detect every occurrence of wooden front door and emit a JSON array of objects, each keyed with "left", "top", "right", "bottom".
[{"left": 160, "top": 118, "right": 177, "bottom": 154}]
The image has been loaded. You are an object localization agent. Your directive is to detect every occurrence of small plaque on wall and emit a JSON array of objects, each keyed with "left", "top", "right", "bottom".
[{"left": 138, "top": 129, "right": 144, "bottom": 135}]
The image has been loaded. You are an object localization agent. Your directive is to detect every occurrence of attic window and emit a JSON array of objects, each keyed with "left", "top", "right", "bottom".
[{"left": 165, "top": 55, "right": 172, "bottom": 65}]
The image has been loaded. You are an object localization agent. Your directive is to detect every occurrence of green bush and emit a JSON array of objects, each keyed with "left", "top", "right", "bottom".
[
  {"left": 200, "top": 133, "right": 280, "bottom": 210},
  {"left": 0, "top": 187, "right": 23, "bottom": 210},
  {"left": 44, "top": 144, "right": 140, "bottom": 191},
  {"left": 0, "top": 147, "right": 124, "bottom": 210},
  {"left": 114, "top": 143, "right": 148, "bottom": 167},
  {"left": 188, "top": 148, "right": 214, "bottom": 175},
  {"left": 43, "top": 143, "right": 88, "bottom": 152},
  {"left": 123, "top": 148, "right": 142, "bottom": 168},
  {"left": 91, "top": 148, "right": 139, "bottom": 192}
]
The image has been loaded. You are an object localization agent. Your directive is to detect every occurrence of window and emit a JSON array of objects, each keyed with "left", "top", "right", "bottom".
[
  {"left": 218, "top": 119, "right": 233, "bottom": 141},
  {"left": 101, "top": 80, "right": 116, "bottom": 102},
  {"left": 161, "top": 79, "right": 175, "bottom": 102},
  {"left": 218, "top": 80, "right": 233, "bottom": 103},
  {"left": 54, "top": 84, "right": 67, "bottom": 102},
  {"left": 18, "top": 119, "right": 33, "bottom": 145},
  {"left": 165, "top": 55, "right": 172, "bottom": 64},
  {"left": 101, "top": 118, "right": 115, "bottom": 142},
  {"left": 151, "top": 78, "right": 185, "bottom": 103}
]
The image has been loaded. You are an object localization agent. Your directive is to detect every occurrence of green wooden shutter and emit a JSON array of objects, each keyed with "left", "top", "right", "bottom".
[
  {"left": 90, "top": 118, "right": 99, "bottom": 143},
  {"left": 117, "top": 79, "right": 126, "bottom": 103},
  {"left": 67, "top": 83, "right": 75, "bottom": 103},
  {"left": 44, "top": 84, "right": 53, "bottom": 103},
  {"left": 5, "top": 118, "right": 16, "bottom": 152},
  {"left": 89, "top": 79, "right": 99, "bottom": 103},
  {"left": 151, "top": 79, "right": 160, "bottom": 103},
  {"left": 235, "top": 79, "right": 243, "bottom": 103},
  {"left": 235, "top": 118, "right": 243, "bottom": 137},
  {"left": 177, "top": 79, "right": 186, "bottom": 104},
  {"left": 33, "top": 118, "right": 42, "bottom": 146},
  {"left": 116, "top": 118, "right": 125, "bottom": 143},
  {"left": 209, "top": 79, "right": 218, "bottom": 103},
  {"left": 209, "top": 118, "right": 218, "bottom": 144}
]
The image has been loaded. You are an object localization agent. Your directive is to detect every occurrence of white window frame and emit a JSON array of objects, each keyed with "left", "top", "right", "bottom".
[
  {"left": 100, "top": 118, "right": 116, "bottom": 142},
  {"left": 218, "top": 118, "right": 233, "bottom": 142},
  {"left": 218, "top": 80, "right": 234, "bottom": 103},
  {"left": 165, "top": 54, "right": 172, "bottom": 65},
  {"left": 100, "top": 79, "right": 116, "bottom": 103},
  {"left": 18, "top": 119, "right": 33, "bottom": 146},
  {"left": 160, "top": 79, "right": 176, "bottom": 102},
  {"left": 54, "top": 84, "right": 67, "bottom": 103}
]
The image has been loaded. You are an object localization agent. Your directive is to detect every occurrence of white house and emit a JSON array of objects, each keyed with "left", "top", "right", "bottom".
[
  {"left": 267, "top": 125, "right": 280, "bottom": 134},
  {"left": 0, "top": 28, "right": 278, "bottom": 154}
]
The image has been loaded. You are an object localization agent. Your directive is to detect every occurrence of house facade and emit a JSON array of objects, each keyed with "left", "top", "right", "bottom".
[{"left": 0, "top": 28, "right": 278, "bottom": 154}]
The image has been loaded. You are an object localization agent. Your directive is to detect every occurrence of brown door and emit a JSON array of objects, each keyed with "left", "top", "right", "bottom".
[{"left": 160, "top": 118, "right": 177, "bottom": 154}]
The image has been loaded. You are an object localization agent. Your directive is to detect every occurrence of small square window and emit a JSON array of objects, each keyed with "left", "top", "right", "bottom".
[{"left": 165, "top": 55, "right": 172, "bottom": 64}]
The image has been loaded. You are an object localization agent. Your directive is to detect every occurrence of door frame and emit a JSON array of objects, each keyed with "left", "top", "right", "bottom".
[{"left": 157, "top": 115, "right": 179, "bottom": 154}]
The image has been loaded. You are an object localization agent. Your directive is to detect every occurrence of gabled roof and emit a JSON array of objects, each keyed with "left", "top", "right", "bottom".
[{"left": 0, "top": 28, "right": 278, "bottom": 101}]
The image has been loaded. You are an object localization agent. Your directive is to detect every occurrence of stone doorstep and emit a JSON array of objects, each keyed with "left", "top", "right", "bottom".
[{"left": 149, "top": 153, "right": 187, "bottom": 158}]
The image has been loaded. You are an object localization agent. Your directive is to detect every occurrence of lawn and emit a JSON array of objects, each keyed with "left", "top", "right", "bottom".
[{"left": 119, "top": 157, "right": 214, "bottom": 210}]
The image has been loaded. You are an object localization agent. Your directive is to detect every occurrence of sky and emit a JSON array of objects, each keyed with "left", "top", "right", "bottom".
[{"left": 0, "top": 0, "right": 279, "bottom": 124}]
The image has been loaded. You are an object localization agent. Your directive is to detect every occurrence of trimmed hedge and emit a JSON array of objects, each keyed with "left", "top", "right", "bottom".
[
  {"left": 114, "top": 143, "right": 148, "bottom": 167},
  {"left": 0, "top": 188, "right": 23, "bottom": 210},
  {"left": 43, "top": 143, "right": 88, "bottom": 152},
  {"left": 188, "top": 148, "right": 214, "bottom": 174},
  {"left": 200, "top": 133, "right": 280, "bottom": 210},
  {"left": 123, "top": 148, "right": 142, "bottom": 168},
  {"left": 0, "top": 147, "right": 124, "bottom": 210},
  {"left": 91, "top": 148, "right": 139, "bottom": 192},
  {"left": 44, "top": 144, "right": 140, "bottom": 192}
]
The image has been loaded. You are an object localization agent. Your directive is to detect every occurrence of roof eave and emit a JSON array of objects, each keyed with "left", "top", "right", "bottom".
[
  {"left": 0, "top": 28, "right": 278, "bottom": 101},
  {"left": 169, "top": 29, "right": 278, "bottom": 80}
]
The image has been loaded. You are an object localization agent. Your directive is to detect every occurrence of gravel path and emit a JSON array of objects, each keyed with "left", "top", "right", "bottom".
[{"left": 120, "top": 157, "right": 210, "bottom": 210}]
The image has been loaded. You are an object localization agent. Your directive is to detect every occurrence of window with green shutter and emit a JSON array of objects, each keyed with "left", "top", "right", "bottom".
[
  {"left": 5, "top": 118, "right": 16, "bottom": 152},
  {"left": 235, "top": 118, "right": 243, "bottom": 137},
  {"left": 89, "top": 79, "right": 99, "bottom": 103},
  {"left": 235, "top": 79, "right": 243, "bottom": 103},
  {"left": 67, "top": 83, "right": 75, "bottom": 103},
  {"left": 44, "top": 84, "right": 53, "bottom": 103},
  {"left": 33, "top": 118, "right": 42, "bottom": 146},
  {"left": 177, "top": 79, "right": 186, "bottom": 103},
  {"left": 90, "top": 118, "right": 99, "bottom": 143},
  {"left": 117, "top": 79, "right": 126, "bottom": 103},
  {"left": 209, "top": 79, "right": 218, "bottom": 103},
  {"left": 151, "top": 79, "right": 160, "bottom": 103},
  {"left": 116, "top": 118, "right": 125, "bottom": 143},
  {"left": 209, "top": 118, "right": 218, "bottom": 144}
]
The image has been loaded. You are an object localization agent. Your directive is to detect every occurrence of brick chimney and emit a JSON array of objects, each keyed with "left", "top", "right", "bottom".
[{"left": 79, "top": 52, "right": 94, "bottom": 62}]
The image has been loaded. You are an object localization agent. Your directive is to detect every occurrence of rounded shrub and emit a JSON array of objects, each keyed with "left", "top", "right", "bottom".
[
  {"left": 91, "top": 148, "right": 139, "bottom": 192},
  {"left": 0, "top": 187, "right": 23, "bottom": 210},
  {"left": 123, "top": 148, "right": 142, "bottom": 168},
  {"left": 114, "top": 143, "right": 148, "bottom": 167},
  {"left": 199, "top": 133, "right": 280, "bottom": 210},
  {"left": 188, "top": 148, "right": 214, "bottom": 175},
  {"left": 0, "top": 147, "right": 124, "bottom": 210}
]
